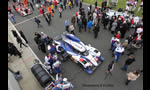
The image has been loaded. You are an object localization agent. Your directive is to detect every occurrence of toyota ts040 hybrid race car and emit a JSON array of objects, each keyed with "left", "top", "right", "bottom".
[{"left": 53, "top": 32, "right": 104, "bottom": 74}]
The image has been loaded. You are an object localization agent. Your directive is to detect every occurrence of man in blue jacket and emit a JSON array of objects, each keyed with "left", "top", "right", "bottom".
[{"left": 87, "top": 20, "right": 93, "bottom": 32}]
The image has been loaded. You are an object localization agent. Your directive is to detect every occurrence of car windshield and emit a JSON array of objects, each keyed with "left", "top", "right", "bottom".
[{"left": 94, "top": 49, "right": 99, "bottom": 53}]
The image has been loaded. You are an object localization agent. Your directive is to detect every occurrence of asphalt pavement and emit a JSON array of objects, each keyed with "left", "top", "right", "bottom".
[{"left": 8, "top": 1, "right": 143, "bottom": 90}]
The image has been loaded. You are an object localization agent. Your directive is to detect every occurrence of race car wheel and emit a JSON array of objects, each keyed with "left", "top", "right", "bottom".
[{"left": 77, "top": 63, "right": 84, "bottom": 68}]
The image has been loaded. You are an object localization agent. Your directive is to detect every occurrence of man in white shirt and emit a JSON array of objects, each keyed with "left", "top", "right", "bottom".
[
  {"left": 134, "top": 16, "right": 139, "bottom": 25},
  {"left": 125, "top": 5, "right": 129, "bottom": 14},
  {"left": 137, "top": 0, "right": 143, "bottom": 12}
]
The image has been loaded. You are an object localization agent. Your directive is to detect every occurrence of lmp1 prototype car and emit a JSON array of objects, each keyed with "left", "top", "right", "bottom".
[
  {"left": 16, "top": 4, "right": 32, "bottom": 16},
  {"left": 53, "top": 32, "right": 104, "bottom": 74}
]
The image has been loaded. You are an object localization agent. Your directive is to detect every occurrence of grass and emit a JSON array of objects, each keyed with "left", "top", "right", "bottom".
[{"left": 83, "top": 0, "right": 143, "bottom": 17}]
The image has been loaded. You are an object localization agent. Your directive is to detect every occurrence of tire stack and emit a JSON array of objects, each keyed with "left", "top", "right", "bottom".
[{"left": 31, "top": 64, "right": 53, "bottom": 88}]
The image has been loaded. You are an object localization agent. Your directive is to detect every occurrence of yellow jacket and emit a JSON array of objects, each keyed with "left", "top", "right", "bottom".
[
  {"left": 51, "top": 5, "right": 54, "bottom": 10},
  {"left": 68, "top": 1, "right": 71, "bottom": 6}
]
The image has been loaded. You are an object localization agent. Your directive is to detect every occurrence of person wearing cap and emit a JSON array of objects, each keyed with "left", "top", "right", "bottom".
[
  {"left": 112, "top": 38, "right": 120, "bottom": 53},
  {"left": 113, "top": 45, "right": 124, "bottom": 62},
  {"left": 53, "top": 60, "right": 61, "bottom": 74},
  {"left": 54, "top": 73, "right": 63, "bottom": 88},
  {"left": 54, "top": 77, "right": 73, "bottom": 90},
  {"left": 121, "top": 54, "right": 135, "bottom": 71},
  {"left": 125, "top": 70, "right": 140, "bottom": 85},
  {"left": 110, "top": 35, "right": 119, "bottom": 50},
  {"left": 62, "top": 78, "right": 74, "bottom": 90}
]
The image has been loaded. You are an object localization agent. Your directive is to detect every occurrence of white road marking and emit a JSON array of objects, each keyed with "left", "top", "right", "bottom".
[
  {"left": 13, "top": 3, "right": 92, "bottom": 26},
  {"left": 13, "top": 2, "right": 142, "bottom": 26},
  {"left": 14, "top": 11, "right": 48, "bottom": 26}
]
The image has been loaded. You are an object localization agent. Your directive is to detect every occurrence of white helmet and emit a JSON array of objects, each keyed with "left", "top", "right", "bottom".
[
  {"left": 41, "top": 32, "right": 44, "bottom": 34},
  {"left": 63, "top": 78, "right": 68, "bottom": 82}
]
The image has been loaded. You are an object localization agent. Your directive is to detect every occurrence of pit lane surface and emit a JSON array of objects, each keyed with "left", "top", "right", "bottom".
[{"left": 9, "top": 1, "right": 143, "bottom": 90}]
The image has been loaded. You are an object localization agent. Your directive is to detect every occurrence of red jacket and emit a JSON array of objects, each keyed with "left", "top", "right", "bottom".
[
  {"left": 116, "top": 34, "right": 120, "bottom": 39},
  {"left": 76, "top": 11, "right": 79, "bottom": 16},
  {"left": 131, "top": 19, "right": 134, "bottom": 24},
  {"left": 120, "top": 16, "right": 124, "bottom": 22},
  {"left": 40, "top": 8, "right": 44, "bottom": 14},
  {"left": 54, "top": 0, "right": 57, "bottom": 6}
]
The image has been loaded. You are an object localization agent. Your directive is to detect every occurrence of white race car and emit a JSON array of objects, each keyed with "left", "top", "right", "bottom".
[{"left": 53, "top": 32, "right": 104, "bottom": 74}]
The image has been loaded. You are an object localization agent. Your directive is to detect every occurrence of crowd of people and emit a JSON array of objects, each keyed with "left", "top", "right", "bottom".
[
  {"left": 125, "top": 0, "right": 143, "bottom": 13},
  {"left": 8, "top": 0, "right": 143, "bottom": 89}
]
